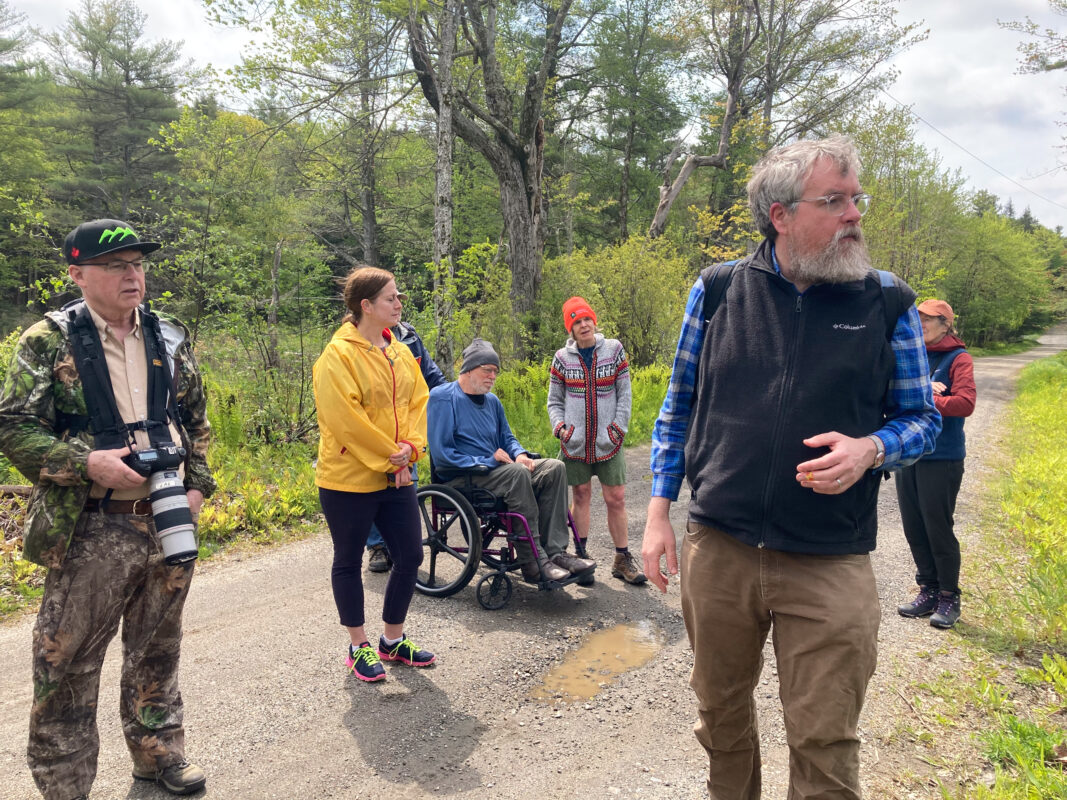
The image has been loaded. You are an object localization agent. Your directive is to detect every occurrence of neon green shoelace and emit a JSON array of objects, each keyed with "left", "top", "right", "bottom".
[
  {"left": 354, "top": 646, "right": 381, "bottom": 666},
  {"left": 388, "top": 638, "right": 419, "bottom": 658}
]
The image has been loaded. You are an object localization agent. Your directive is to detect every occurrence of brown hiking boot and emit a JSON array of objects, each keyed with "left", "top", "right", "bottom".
[
  {"left": 132, "top": 759, "right": 207, "bottom": 795},
  {"left": 367, "top": 544, "right": 392, "bottom": 573},
  {"left": 612, "top": 551, "right": 647, "bottom": 585}
]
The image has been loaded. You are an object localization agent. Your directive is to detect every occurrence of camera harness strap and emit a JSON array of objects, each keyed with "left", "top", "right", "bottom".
[{"left": 66, "top": 301, "right": 181, "bottom": 508}]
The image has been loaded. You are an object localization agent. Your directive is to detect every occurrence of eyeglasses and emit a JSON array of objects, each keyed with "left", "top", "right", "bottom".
[
  {"left": 477, "top": 365, "right": 499, "bottom": 376},
  {"left": 792, "top": 193, "right": 871, "bottom": 217},
  {"left": 82, "top": 258, "right": 146, "bottom": 273}
]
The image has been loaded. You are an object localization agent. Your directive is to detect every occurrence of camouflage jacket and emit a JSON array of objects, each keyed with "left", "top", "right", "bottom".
[{"left": 0, "top": 302, "right": 216, "bottom": 567}]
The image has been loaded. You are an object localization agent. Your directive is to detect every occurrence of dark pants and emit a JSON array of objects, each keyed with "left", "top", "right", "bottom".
[
  {"left": 319, "top": 486, "right": 422, "bottom": 628},
  {"left": 895, "top": 459, "right": 965, "bottom": 595},
  {"left": 28, "top": 512, "right": 194, "bottom": 800}
]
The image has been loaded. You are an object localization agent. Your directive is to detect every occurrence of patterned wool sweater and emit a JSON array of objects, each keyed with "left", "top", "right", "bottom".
[{"left": 548, "top": 333, "right": 631, "bottom": 463}]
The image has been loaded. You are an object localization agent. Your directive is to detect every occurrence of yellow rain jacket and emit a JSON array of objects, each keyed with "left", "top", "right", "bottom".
[{"left": 313, "top": 322, "right": 429, "bottom": 492}]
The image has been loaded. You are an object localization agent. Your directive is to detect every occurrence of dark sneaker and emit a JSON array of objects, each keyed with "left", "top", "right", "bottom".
[
  {"left": 132, "top": 759, "right": 207, "bottom": 795},
  {"left": 347, "top": 643, "right": 386, "bottom": 682},
  {"left": 930, "top": 593, "right": 961, "bottom": 629},
  {"left": 612, "top": 551, "right": 647, "bottom": 585},
  {"left": 367, "top": 544, "right": 392, "bottom": 573},
  {"left": 897, "top": 586, "right": 939, "bottom": 618},
  {"left": 551, "top": 552, "right": 596, "bottom": 575},
  {"left": 379, "top": 634, "right": 436, "bottom": 667}
]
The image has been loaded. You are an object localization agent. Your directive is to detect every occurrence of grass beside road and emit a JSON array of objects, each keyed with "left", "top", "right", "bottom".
[{"left": 894, "top": 351, "right": 1067, "bottom": 798}]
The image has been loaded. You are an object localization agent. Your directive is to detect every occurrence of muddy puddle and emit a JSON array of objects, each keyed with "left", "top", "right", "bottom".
[{"left": 530, "top": 620, "right": 663, "bottom": 702}]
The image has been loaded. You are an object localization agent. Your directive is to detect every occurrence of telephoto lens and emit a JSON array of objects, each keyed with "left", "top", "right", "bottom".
[{"left": 149, "top": 469, "right": 198, "bottom": 564}]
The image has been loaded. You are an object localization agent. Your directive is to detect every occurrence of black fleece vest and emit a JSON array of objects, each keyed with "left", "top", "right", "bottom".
[{"left": 685, "top": 243, "right": 915, "bottom": 555}]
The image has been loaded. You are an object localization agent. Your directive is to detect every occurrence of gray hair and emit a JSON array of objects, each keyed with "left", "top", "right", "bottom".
[{"left": 747, "top": 135, "right": 862, "bottom": 241}]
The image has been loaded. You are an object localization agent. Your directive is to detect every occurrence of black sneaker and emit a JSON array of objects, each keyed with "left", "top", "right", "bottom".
[
  {"left": 378, "top": 634, "right": 436, "bottom": 667},
  {"left": 347, "top": 642, "right": 386, "bottom": 681},
  {"left": 897, "top": 586, "right": 938, "bottom": 618},
  {"left": 930, "top": 593, "right": 961, "bottom": 629},
  {"left": 367, "top": 544, "right": 392, "bottom": 573}
]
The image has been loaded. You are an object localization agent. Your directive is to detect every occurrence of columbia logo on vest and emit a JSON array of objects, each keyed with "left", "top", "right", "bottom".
[{"left": 833, "top": 323, "right": 867, "bottom": 331}]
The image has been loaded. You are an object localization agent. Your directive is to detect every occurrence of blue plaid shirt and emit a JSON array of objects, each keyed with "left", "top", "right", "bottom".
[{"left": 650, "top": 258, "right": 940, "bottom": 500}]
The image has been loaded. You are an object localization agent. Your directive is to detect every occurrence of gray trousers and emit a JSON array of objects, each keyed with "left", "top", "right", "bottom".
[{"left": 447, "top": 459, "right": 570, "bottom": 561}]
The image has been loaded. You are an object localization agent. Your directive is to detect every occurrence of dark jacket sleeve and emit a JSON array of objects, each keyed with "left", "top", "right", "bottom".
[{"left": 402, "top": 327, "right": 447, "bottom": 390}]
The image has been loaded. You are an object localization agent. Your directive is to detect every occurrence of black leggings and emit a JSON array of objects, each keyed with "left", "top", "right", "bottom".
[
  {"left": 895, "top": 459, "right": 965, "bottom": 595},
  {"left": 319, "top": 486, "right": 423, "bottom": 628}
]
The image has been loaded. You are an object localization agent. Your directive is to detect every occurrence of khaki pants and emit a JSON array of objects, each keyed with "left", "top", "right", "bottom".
[
  {"left": 681, "top": 523, "right": 879, "bottom": 799},
  {"left": 447, "top": 459, "right": 570, "bottom": 562},
  {"left": 28, "top": 512, "right": 194, "bottom": 800}
]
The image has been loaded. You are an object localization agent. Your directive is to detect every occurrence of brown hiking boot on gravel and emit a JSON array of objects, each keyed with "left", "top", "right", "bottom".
[
  {"left": 367, "top": 544, "right": 392, "bottom": 573},
  {"left": 133, "top": 759, "right": 207, "bottom": 795},
  {"left": 612, "top": 551, "right": 647, "bottom": 585}
]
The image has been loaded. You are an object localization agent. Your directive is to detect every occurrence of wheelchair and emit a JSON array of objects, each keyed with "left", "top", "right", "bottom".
[{"left": 414, "top": 458, "right": 594, "bottom": 610}]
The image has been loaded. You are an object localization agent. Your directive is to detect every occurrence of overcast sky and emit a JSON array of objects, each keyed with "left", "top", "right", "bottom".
[{"left": 15, "top": 0, "right": 1067, "bottom": 231}]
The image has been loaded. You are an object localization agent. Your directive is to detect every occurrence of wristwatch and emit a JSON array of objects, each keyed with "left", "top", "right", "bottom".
[{"left": 865, "top": 434, "right": 885, "bottom": 469}]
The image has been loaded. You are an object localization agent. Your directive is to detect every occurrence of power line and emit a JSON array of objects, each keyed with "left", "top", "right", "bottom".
[{"left": 880, "top": 88, "right": 1067, "bottom": 214}]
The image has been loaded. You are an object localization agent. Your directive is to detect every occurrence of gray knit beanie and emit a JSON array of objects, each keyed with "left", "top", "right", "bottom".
[{"left": 460, "top": 338, "right": 500, "bottom": 374}]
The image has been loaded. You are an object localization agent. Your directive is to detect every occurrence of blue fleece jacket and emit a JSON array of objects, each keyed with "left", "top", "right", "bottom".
[{"left": 428, "top": 381, "right": 524, "bottom": 474}]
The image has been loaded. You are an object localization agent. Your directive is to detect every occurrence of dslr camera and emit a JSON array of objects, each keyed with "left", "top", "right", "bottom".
[{"left": 124, "top": 443, "right": 199, "bottom": 565}]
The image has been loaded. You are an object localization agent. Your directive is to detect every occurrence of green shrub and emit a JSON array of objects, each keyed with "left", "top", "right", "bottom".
[{"left": 0, "top": 327, "right": 25, "bottom": 483}]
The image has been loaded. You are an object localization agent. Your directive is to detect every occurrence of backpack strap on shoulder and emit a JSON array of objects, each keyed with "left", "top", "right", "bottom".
[
  {"left": 700, "top": 261, "right": 738, "bottom": 324},
  {"left": 876, "top": 269, "right": 915, "bottom": 341}
]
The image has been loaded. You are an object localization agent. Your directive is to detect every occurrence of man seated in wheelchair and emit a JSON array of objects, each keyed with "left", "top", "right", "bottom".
[{"left": 427, "top": 338, "right": 596, "bottom": 584}]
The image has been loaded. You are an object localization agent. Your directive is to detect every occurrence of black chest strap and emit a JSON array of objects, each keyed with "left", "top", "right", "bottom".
[{"left": 65, "top": 302, "right": 176, "bottom": 449}]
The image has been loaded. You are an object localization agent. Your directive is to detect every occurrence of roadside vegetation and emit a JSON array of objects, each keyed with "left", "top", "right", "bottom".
[{"left": 892, "top": 351, "right": 1067, "bottom": 798}]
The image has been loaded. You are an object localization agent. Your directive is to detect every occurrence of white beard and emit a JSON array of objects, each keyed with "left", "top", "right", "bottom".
[{"left": 787, "top": 225, "right": 872, "bottom": 286}]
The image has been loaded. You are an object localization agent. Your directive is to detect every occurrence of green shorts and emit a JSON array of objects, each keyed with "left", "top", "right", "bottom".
[{"left": 560, "top": 449, "right": 626, "bottom": 486}]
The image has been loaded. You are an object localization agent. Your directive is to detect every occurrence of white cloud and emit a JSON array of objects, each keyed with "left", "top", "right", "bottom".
[{"left": 890, "top": 0, "right": 1067, "bottom": 230}]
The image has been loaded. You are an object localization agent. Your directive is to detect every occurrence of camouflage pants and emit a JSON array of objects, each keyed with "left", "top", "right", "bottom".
[{"left": 27, "top": 511, "right": 194, "bottom": 800}]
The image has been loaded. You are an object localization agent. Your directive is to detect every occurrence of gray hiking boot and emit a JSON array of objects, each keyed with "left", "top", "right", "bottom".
[
  {"left": 132, "top": 759, "right": 206, "bottom": 795},
  {"left": 897, "top": 585, "right": 938, "bottom": 618},
  {"left": 930, "top": 592, "right": 961, "bottom": 629}
]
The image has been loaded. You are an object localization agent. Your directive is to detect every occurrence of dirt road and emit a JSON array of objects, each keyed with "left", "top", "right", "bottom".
[{"left": 1, "top": 329, "right": 1064, "bottom": 800}]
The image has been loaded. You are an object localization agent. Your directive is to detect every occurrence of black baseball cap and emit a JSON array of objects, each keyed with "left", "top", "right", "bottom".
[{"left": 63, "top": 218, "right": 161, "bottom": 265}]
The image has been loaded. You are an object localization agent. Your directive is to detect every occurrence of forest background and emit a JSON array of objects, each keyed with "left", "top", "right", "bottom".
[{"left": 0, "top": 0, "right": 1065, "bottom": 567}]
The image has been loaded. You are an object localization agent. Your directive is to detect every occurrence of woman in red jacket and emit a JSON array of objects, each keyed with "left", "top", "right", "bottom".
[{"left": 895, "top": 299, "right": 976, "bottom": 629}]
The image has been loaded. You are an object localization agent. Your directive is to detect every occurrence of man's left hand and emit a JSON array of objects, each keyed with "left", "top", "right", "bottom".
[
  {"left": 515, "top": 453, "right": 536, "bottom": 471},
  {"left": 187, "top": 489, "right": 204, "bottom": 519},
  {"left": 796, "top": 432, "right": 877, "bottom": 494}
]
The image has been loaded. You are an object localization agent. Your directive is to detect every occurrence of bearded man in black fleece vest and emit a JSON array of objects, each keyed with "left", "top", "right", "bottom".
[{"left": 641, "top": 136, "right": 941, "bottom": 799}]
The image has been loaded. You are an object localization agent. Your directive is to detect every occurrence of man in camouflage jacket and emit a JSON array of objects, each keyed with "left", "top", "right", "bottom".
[{"left": 0, "top": 219, "right": 216, "bottom": 799}]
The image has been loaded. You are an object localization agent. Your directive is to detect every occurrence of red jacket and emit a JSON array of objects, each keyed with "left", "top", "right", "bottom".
[{"left": 927, "top": 333, "right": 976, "bottom": 419}]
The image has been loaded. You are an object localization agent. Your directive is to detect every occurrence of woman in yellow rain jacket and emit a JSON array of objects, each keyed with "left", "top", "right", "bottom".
[{"left": 313, "top": 266, "right": 434, "bottom": 682}]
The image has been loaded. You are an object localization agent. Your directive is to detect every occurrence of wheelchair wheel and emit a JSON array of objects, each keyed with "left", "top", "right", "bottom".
[
  {"left": 476, "top": 572, "right": 513, "bottom": 610},
  {"left": 415, "top": 484, "right": 482, "bottom": 597}
]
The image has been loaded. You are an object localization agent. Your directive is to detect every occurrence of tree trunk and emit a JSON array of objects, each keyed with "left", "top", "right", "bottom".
[
  {"left": 432, "top": 0, "right": 459, "bottom": 377},
  {"left": 647, "top": 3, "right": 757, "bottom": 238},
  {"left": 267, "top": 241, "right": 281, "bottom": 370},
  {"left": 408, "top": 0, "right": 572, "bottom": 357}
]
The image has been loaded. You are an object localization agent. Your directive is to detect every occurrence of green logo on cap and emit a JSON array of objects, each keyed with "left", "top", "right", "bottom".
[{"left": 98, "top": 227, "right": 136, "bottom": 244}]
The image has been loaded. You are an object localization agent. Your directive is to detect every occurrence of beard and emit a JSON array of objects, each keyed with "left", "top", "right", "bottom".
[{"left": 786, "top": 225, "right": 872, "bottom": 286}]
